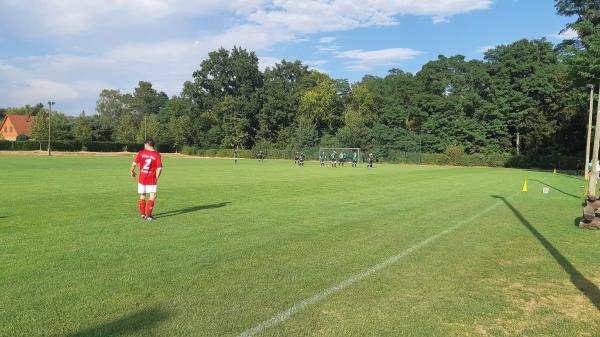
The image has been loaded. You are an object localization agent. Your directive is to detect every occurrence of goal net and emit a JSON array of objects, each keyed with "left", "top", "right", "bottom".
[{"left": 319, "top": 147, "right": 361, "bottom": 163}]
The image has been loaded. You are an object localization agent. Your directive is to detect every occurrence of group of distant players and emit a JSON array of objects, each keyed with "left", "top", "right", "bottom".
[
  {"left": 295, "top": 150, "right": 374, "bottom": 168},
  {"left": 130, "top": 140, "right": 376, "bottom": 221},
  {"left": 294, "top": 152, "right": 305, "bottom": 166}
]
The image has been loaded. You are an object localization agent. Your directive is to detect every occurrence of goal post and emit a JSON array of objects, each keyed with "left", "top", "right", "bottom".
[{"left": 319, "top": 147, "right": 361, "bottom": 163}]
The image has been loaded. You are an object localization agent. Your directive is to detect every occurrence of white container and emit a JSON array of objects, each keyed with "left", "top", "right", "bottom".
[{"left": 543, "top": 187, "right": 550, "bottom": 194}]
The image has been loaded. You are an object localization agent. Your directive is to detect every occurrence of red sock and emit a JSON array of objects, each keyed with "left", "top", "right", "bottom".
[
  {"left": 138, "top": 199, "right": 146, "bottom": 216},
  {"left": 145, "top": 200, "right": 155, "bottom": 217}
]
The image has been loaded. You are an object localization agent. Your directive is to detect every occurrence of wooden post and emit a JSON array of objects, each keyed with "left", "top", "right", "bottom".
[
  {"left": 586, "top": 84, "right": 594, "bottom": 180},
  {"left": 588, "top": 84, "right": 600, "bottom": 199}
]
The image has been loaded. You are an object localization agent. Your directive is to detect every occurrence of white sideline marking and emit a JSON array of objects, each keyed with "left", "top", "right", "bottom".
[{"left": 236, "top": 193, "right": 517, "bottom": 337}]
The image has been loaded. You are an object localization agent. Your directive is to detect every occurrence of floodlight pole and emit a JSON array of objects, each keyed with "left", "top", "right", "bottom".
[
  {"left": 144, "top": 113, "right": 147, "bottom": 140},
  {"left": 47, "top": 101, "right": 55, "bottom": 156},
  {"left": 585, "top": 84, "right": 595, "bottom": 180},
  {"left": 588, "top": 84, "right": 600, "bottom": 199}
]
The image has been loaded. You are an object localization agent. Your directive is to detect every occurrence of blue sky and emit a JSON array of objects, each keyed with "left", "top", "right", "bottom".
[{"left": 0, "top": 0, "right": 575, "bottom": 115}]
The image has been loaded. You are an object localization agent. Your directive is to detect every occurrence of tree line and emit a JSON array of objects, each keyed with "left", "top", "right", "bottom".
[{"left": 2, "top": 0, "right": 597, "bottom": 160}]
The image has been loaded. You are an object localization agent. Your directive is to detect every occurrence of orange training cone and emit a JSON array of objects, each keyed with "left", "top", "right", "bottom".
[{"left": 522, "top": 179, "right": 528, "bottom": 192}]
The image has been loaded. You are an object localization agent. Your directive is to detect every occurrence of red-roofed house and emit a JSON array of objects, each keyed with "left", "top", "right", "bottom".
[{"left": 0, "top": 114, "right": 33, "bottom": 141}]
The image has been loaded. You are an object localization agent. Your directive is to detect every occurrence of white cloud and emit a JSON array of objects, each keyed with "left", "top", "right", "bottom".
[
  {"left": 247, "top": 0, "right": 493, "bottom": 32},
  {"left": 259, "top": 56, "right": 282, "bottom": 71},
  {"left": 317, "top": 45, "right": 340, "bottom": 53},
  {"left": 0, "top": 0, "right": 493, "bottom": 114},
  {"left": 306, "top": 60, "right": 329, "bottom": 73},
  {"left": 258, "top": 58, "right": 328, "bottom": 72},
  {"left": 548, "top": 28, "right": 579, "bottom": 40},
  {"left": 203, "top": 24, "right": 295, "bottom": 52},
  {"left": 306, "top": 60, "right": 329, "bottom": 66},
  {"left": 0, "top": 39, "right": 214, "bottom": 113},
  {"left": 0, "top": 0, "right": 270, "bottom": 36},
  {"left": 291, "top": 37, "right": 311, "bottom": 43},
  {"left": 0, "top": 26, "right": 295, "bottom": 114},
  {"left": 1, "top": 0, "right": 493, "bottom": 38},
  {"left": 319, "top": 37, "right": 337, "bottom": 43},
  {"left": 477, "top": 45, "right": 495, "bottom": 53},
  {"left": 334, "top": 48, "right": 423, "bottom": 71},
  {"left": 432, "top": 16, "right": 450, "bottom": 24},
  {"left": 0, "top": 61, "right": 107, "bottom": 112}
]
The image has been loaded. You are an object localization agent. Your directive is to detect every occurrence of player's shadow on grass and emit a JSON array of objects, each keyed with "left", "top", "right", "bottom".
[
  {"left": 155, "top": 202, "right": 230, "bottom": 219},
  {"left": 66, "top": 307, "right": 169, "bottom": 337},
  {"left": 492, "top": 195, "right": 600, "bottom": 311},
  {"left": 529, "top": 179, "right": 582, "bottom": 200}
]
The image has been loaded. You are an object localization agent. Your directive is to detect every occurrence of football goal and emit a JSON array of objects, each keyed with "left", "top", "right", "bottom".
[{"left": 319, "top": 147, "right": 361, "bottom": 163}]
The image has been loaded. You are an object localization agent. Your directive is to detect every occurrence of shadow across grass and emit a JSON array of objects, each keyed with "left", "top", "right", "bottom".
[
  {"left": 155, "top": 202, "right": 230, "bottom": 219},
  {"left": 529, "top": 179, "right": 583, "bottom": 200},
  {"left": 559, "top": 172, "right": 586, "bottom": 181},
  {"left": 66, "top": 307, "right": 170, "bottom": 337},
  {"left": 492, "top": 195, "right": 600, "bottom": 311}
]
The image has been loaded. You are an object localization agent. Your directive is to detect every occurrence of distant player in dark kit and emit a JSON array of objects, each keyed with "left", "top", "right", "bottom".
[
  {"left": 330, "top": 150, "right": 337, "bottom": 167},
  {"left": 130, "top": 139, "right": 163, "bottom": 221},
  {"left": 294, "top": 152, "right": 299, "bottom": 165},
  {"left": 258, "top": 151, "right": 264, "bottom": 163},
  {"left": 299, "top": 152, "right": 305, "bottom": 166},
  {"left": 343, "top": 152, "right": 349, "bottom": 166},
  {"left": 234, "top": 148, "right": 239, "bottom": 164},
  {"left": 367, "top": 152, "right": 374, "bottom": 168},
  {"left": 352, "top": 151, "right": 358, "bottom": 167},
  {"left": 319, "top": 151, "right": 325, "bottom": 166}
]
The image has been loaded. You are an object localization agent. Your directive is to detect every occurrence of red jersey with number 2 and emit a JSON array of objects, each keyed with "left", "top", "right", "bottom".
[{"left": 134, "top": 149, "right": 162, "bottom": 185}]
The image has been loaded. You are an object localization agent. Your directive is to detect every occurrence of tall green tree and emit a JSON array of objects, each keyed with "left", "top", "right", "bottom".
[
  {"left": 30, "top": 111, "right": 48, "bottom": 142},
  {"left": 218, "top": 96, "right": 252, "bottom": 148},
  {"left": 556, "top": 0, "right": 600, "bottom": 84},
  {"left": 96, "top": 89, "right": 132, "bottom": 140},
  {"left": 297, "top": 72, "right": 340, "bottom": 136},
  {"left": 114, "top": 114, "right": 137, "bottom": 147},
  {"left": 96, "top": 89, "right": 131, "bottom": 121},
  {"left": 73, "top": 112, "right": 93, "bottom": 149},
  {"left": 258, "top": 60, "right": 310, "bottom": 143},
  {"left": 131, "top": 81, "right": 168, "bottom": 116},
  {"left": 137, "top": 114, "right": 161, "bottom": 143},
  {"left": 169, "top": 115, "right": 191, "bottom": 152},
  {"left": 485, "top": 39, "right": 561, "bottom": 154},
  {"left": 186, "top": 47, "right": 263, "bottom": 146}
]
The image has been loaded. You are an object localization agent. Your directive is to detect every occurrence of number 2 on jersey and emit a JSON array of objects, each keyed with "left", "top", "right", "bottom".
[{"left": 142, "top": 158, "right": 152, "bottom": 171}]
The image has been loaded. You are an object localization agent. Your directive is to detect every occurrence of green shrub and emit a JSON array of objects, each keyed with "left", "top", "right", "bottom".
[
  {"left": 445, "top": 145, "right": 465, "bottom": 166},
  {"left": 485, "top": 152, "right": 511, "bottom": 167},
  {"left": 181, "top": 146, "right": 197, "bottom": 156},
  {"left": 421, "top": 153, "right": 448, "bottom": 165},
  {"left": 0, "top": 140, "right": 161, "bottom": 153},
  {"left": 156, "top": 143, "right": 174, "bottom": 153},
  {"left": 1, "top": 139, "right": 558, "bottom": 169},
  {"left": 15, "top": 134, "right": 29, "bottom": 141},
  {"left": 204, "top": 149, "right": 218, "bottom": 157},
  {"left": 216, "top": 149, "right": 231, "bottom": 157},
  {"left": 458, "top": 153, "right": 486, "bottom": 167}
]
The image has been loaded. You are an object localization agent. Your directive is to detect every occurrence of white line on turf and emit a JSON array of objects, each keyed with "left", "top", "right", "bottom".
[{"left": 235, "top": 192, "right": 518, "bottom": 337}]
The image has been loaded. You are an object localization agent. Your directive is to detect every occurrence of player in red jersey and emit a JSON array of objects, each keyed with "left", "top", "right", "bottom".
[{"left": 130, "top": 139, "right": 163, "bottom": 221}]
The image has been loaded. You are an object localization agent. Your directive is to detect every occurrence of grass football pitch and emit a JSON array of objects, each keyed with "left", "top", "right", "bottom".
[{"left": 1, "top": 155, "right": 600, "bottom": 337}]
